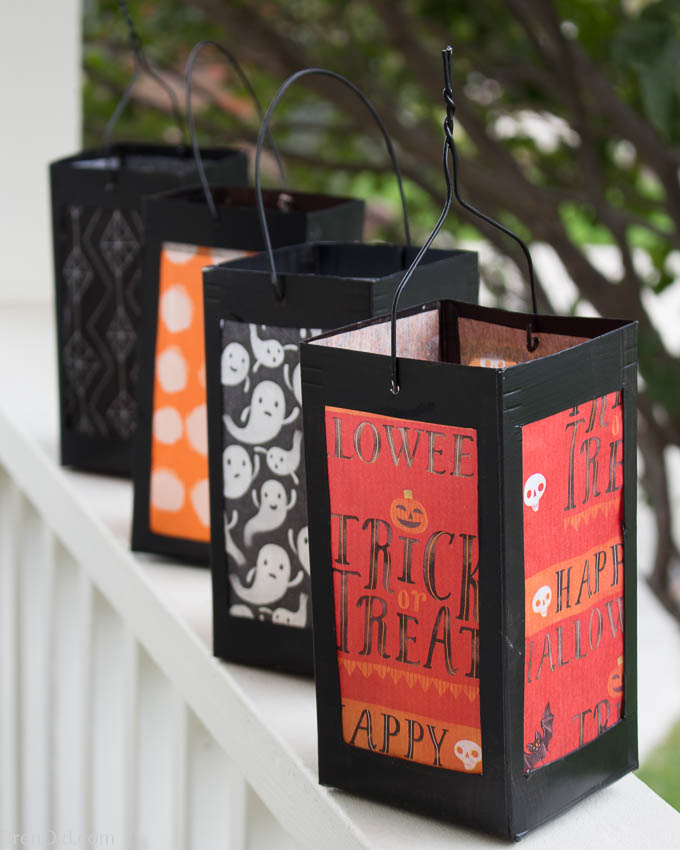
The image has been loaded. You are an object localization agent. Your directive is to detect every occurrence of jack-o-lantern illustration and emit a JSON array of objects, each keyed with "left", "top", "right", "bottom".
[
  {"left": 608, "top": 655, "right": 624, "bottom": 699},
  {"left": 390, "top": 489, "right": 428, "bottom": 534}
]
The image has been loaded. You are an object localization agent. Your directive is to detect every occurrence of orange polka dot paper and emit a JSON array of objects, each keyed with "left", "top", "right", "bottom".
[{"left": 149, "top": 242, "right": 247, "bottom": 542}]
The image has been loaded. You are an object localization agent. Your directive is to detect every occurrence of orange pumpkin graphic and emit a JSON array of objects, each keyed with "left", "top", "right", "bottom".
[
  {"left": 607, "top": 656, "right": 624, "bottom": 699},
  {"left": 390, "top": 489, "right": 428, "bottom": 534}
]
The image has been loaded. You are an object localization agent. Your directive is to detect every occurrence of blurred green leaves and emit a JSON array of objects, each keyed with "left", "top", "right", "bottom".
[
  {"left": 614, "top": 0, "right": 680, "bottom": 140},
  {"left": 638, "top": 717, "right": 680, "bottom": 812}
]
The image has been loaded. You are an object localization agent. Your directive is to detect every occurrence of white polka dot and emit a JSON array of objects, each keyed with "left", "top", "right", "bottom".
[
  {"left": 197, "top": 362, "right": 206, "bottom": 388},
  {"left": 190, "top": 479, "right": 210, "bottom": 526},
  {"left": 185, "top": 404, "right": 208, "bottom": 455},
  {"left": 160, "top": 284, "right": 193, "bottom": 333},
  {"left": 150, "top": 469, "right": 184, "bottom": 512},
  {"left": 211, "top": 247, "right": 246, "bottom": 266},
  {"left": 153, "top": 406, "right": 183, "bottom": 444},
  {"left": 163, "top": 242, "right": 197, "bottom": 265},
  {"left": 157, "top": 346, "right": 187, "bottom": 393}
]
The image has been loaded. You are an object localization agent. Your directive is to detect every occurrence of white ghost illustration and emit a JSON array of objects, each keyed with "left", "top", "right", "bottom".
[
  {"left": 243, "top": 479, "right": 297, "bottom": 547},
  {"left": 229, "top": 543, "right": 303, "bottom": 607},
  {"left": 250, "top": 324, "right": 297, "bottom": 372},
  {"left": 223, "top": 445, "right": 260, "bottom": 500},
  {"left": 221, "top": 342, "right": 251, "bottom": 392},
  {"left": 288, "top": 526, "right": 310, "bottom": 574},
  {"left": 229, "top": 604, "right": 254, "bottom": 619},
  {"left": 255, "top": 430, "right": 302, "bottom": 484},
  {"left": 272, "top": 593, "right": 308, "bottom": 628},
  {"left": 284, "top": 361, "right": 302, "bottom": 405},
  {"left": 223, "top": 381, "right": 299, "bottom": 445},
  {"left": 225, "top": 509, "right": 245, "bottom": 567}
]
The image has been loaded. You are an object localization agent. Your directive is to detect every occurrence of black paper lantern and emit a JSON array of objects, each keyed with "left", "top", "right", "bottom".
[
  {"left": 298, "top": 49, "right": 637, "bottom": 839},
  {"left": 51, "top": 34, "right": 249, "bottom": 477},
  {"left": 202, "top": 68, "right": 480, "bottom": 675}
]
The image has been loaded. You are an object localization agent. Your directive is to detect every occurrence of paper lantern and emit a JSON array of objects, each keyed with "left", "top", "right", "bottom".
[
  {"left": 131, "top": 42, "right": 364, "bottom": 562},
  {"left": 203, "top": 66, "right": 480, "bottom": 674},
  {"left": 51, "top": 139, "right": 246, "bottom": 475},
  {"left": 205, "top": 244, "right": 478, "bottom": 673},
  {"left": 298, "top": 48, "right": 637, "bottom": 838}
]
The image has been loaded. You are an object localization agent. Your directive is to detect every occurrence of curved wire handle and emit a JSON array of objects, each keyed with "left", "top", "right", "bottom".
[
  {"left": 254, "top": 68, "right": 412, "bottom": 299},
  {"left": 389, "top": 46, "right": 539, "bottom": 395},
  {"left": 185, "top": 40, "right": 286, "bottom": 220},
  {"left": 104, "top": 0, "right": 186, "bottom": 149}
]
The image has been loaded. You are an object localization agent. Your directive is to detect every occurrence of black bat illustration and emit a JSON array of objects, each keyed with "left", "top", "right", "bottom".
[{"left": 524, "top": 702, "right": 554, "bottom": 772}]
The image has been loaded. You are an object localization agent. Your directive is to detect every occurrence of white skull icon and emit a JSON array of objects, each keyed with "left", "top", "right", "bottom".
[
  {"left": 523, "top": 472, "right": 546, "bottom": 512},
  {"left": 454, "top": 739, "right": 482, "bottom": 771},
  {"left": 532, "top": 585, "right": 552, "bottom": 618}
]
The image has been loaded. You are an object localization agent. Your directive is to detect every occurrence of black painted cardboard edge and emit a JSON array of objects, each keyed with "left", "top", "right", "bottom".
[
  {"left": 50, "top": 141, "right": 248, "bottom": 476},
  {"left": 299, "top": 299, "right": 638, "bottom": 840},
  {"left": 131, "top": 195, "right": 365, "bottom": 563},
  {"left": 50, "top": 142, "right": 247, "bottom": 202},
  {"left": 203, "top": 245, "right": 478, "bottom": 329},
  {"left": 203, "top": 248, "right": 480, "bottom": 674},
  {"left": 140, "top": 187, "right": 365, "bottom": 250}
]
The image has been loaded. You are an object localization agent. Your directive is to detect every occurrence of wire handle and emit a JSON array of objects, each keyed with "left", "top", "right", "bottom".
[
  {"left": 104, "top": 0, "right": 187, "bottom": 150},
  {"left": 254, "top": 68, "right": 412, "bottom": 300},
  {"left": 185, "top": 40, "right": 286, "bottom": 220},
  {"left": 389, "top": 46, "right": 539, "bottom": 395}
]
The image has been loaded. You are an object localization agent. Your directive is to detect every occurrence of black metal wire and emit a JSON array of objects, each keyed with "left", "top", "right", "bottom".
[
  {"left": 254, "top": 68, "right": 412, "bottom": 299},
  {"left": 117, "top": 0, "right": 143, "bottom": 61},
  {"left": 185, "top": 40, "right": 286, "bottom": 220},
  {"left": 389, "top": 46, "right": 539, "bottom": 394},
  {"left": 104, "top": 0, "right": 187, "bottom": 150}
]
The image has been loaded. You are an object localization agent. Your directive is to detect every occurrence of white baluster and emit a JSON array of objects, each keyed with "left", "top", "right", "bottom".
[
  {"left": 19, "top": 498, "right": 54, "bottom": 838},
  {"left": 245, "top": 783, "right": 300, "bottom": 850},
  {"left": 50, "top": 543, "right": 93, "bottom": 845},
  {"left": 134, "top": 650, "right": 182, "bottom": 850},
  {"left": 185, "top": 710, "right": 240, "bottom": 849},
  {"left": 0, "top": 471, "right": 21, "bottom": 839},
  {"left": 89, "top": 592, "right": 138, "bottom": 848}
]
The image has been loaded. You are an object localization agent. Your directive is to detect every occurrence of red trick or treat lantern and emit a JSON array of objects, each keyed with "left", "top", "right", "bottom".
[{"left": 299, "top": 47, "right": 637, "bottom": 839}]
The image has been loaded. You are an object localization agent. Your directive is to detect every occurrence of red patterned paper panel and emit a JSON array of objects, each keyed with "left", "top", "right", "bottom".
[
  {"left": 325, "top": 407, "right": 482, "bottom": 774},
  {"left": 522, "top": 392, "right": 624, "bottom": 772}
]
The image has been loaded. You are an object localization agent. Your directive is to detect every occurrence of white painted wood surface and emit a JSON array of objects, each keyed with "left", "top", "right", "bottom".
[
  {"left": 0, "top": 0, "right": 81, "bottom": 301},
  {"left": 1, "top": 301, "right": 680, "bottom": 849}
]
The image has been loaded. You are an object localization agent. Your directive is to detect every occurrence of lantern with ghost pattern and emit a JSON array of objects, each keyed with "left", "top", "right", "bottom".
[{"left": 202, "top": 67, "right": 480, "bottom": 674}]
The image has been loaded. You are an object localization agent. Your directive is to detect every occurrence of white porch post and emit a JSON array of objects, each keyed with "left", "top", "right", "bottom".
[{"left": 0, "top": 0, "right": 81, "bottom": 302}]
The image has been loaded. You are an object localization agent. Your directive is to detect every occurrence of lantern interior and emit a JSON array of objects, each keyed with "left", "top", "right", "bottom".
[{"left": 312, "top": 304, "right": 591, "bottom": 367}]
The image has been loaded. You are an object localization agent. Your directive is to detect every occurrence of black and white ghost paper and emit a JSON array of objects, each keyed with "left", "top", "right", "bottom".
[{"left": 221, "top": 321, "right": 315, "bottom": 629}]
